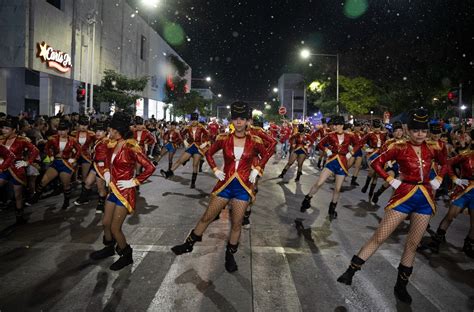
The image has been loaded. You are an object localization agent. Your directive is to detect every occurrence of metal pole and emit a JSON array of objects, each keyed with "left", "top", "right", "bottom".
[
  {"left": 291, "top": 90, "right": 294, "bottom": 121},
  {"left": 336, "top": 53, "right": 339, "bottom": 115},
  {"left": 89, "top": 18, "right": 96, "bottom": 115},
  {"left": 84, "top": 39, "right": 89, "bottom": 113},
  {"left": 303, "top": 83, "right": 307, "bottom": 121}
]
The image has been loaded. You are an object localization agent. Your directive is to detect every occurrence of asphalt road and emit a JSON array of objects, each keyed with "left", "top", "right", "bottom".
[{"left": 0, "top": 148, "right": 473, "bottom": 312}]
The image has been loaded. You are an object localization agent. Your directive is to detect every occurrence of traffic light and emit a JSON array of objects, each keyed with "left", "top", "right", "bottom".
[
  {"left": 448, "top": 88, "right": 459, "bottom": 103},
  {"left": 76, "top": 85, "right": 86, "bottom": 102}
]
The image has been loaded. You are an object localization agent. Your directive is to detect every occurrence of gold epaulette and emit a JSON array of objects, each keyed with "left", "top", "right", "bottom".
[
  {"left": 216, "top": 133, "right": 230, "bottom": 141},
  {"left": 426, "top": 140, "right": 441, "bottom": 150},
  {"left": 251, "top": 135, "right": 263, "bottom": 144},
  {"left": 125, "top": 138, "right": 141, "bottom": 152}
]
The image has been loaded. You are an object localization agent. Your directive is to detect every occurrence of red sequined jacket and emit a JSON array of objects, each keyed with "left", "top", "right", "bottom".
[
  {"left": 92, "top": 138, "right": 110, "bottom": 180},
  {"left": 44, "top": 135, "right": 81, "bottom": 171},
  {"left": 248, "top": 125, "right": 277, "bottom": 155},
  {"left": 448, "top": 150, "right": 474, "bottom": 201},
  {"left": 289, "top": 133, "right": 314, "bottom": 154},
  {"left": 133, "top": 129, "right": 156, "bottom": 152},
  {"left": 0, "top": 144, "right": 15, "bottom": 172},
  {"left": 205, "top": 133, "right": 271, "bottom": 202},
  {"left": 71, "top": 130, "right": 96, "bottom": 162},
  {"left": 371, "top": 140, "right": 448, "bottom": 214},
  {"left": 107, "top": 139, "right": 155, "bottom": 213},
  {"left": 356, "top": 131, "right": 387, "bottom": 156},
  {"left": 0, "top": 135, "right": 39, "bottom": 185},
  {"left": 163, "top": 129, "right": 183, "bottom": 149},
  {"left": 181, "top": 124, "right": 210, "bottom": 152},
  {"left": 317, "top": 132, "right": 358, "bottom": 174}
]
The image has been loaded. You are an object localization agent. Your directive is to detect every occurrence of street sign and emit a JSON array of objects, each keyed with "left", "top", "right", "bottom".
[{"left": 279, "top": 106, "right": 287, "bottom": 115}]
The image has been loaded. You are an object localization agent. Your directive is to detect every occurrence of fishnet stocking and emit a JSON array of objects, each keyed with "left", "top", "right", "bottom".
[
  {"left": 194, "top": 196, "right": 229, "bottom": 236},
  {"left": 228, "top": 199, "right": 250, "bottom": 245},
  {"left": 400, "top": 213, "right": 431, "bottom": 266},
  {"left": 357, "top": 209, "right": 408, "bottom": 260}
]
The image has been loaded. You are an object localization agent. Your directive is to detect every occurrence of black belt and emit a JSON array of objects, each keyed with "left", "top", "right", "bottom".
[{"left": 401, "top": 180, "right": 428, "bottom": 186}]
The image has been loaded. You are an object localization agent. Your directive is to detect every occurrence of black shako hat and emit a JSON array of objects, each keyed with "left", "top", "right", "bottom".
[
  {"left": 110, "top": 112, "right": 131, "bottom": 136},
  {"left": 332, "top": 115, "right": 345, "bottom": 125},
  {"left": 3, "top": 116, "right": 19, "bottom": 130},
  {"left": 392, "top": 121, "right": 403, "bottom": 131},
  {"left": 57, "top": 119, "right": 70, "bottom": 131},
  {"left": 298, "top": 124, "right": 305, "bottom": 133},
  {"left": 134, "top": 116, "right": 144, "bottom": 125},
  {"left": 190, "top": 113, "right": 199, "bottom": 121},
  {"left": 372, "top": 119, "right": 382, "bottom": 128},
  {"left": 429, "top": 122, "right": 442, "bottom": 134},
  {"left": 78, "top": 115, "right": 89, "bottom": 126},
  {"left": 94, "top": 121, "right": 108, "bottom": 131},
  {"left": 407, "top": 108, "right": 429, "bottom": 130},
  {"left": 230, "top": 101, "right": 249, "bottom": 120}
]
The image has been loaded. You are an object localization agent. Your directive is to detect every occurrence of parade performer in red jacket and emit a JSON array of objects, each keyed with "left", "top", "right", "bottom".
[
  {"left": 0, "top": 117, "right": 37, "bottom": 224},
  {"left": 300, "top": 116, "right": 358, "bottom": 219},
  {"left": 154, "top": 121, "right": 183, "bottom": 172},
  {"left": 278, "top": 123, "right": 314, "bottom": 182},
  {"left": 89, "top": 112, "right": 155, "bottom": 271},
  {"left": 428, "top": 148, "right": 474, "bottom": 258},
  {"left": 337, "top": 109, "right": 448, "bottom": 305},
  {"left": 33, "top": 119, "right": 81, "bottom": 210},
  {"left": 161, "top": 113, "right": 210, "bottom": 189},
  {"left": 171, "top": 102, "right": 270, "bottom": 273},
  {"left": 74, "top": 121, "right": 110, "bottom": 214},
  {"left": 71, "top": 115, "right": 95, "bottom": 188}
]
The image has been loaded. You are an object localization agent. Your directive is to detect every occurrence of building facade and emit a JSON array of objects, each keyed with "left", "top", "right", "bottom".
[
  {"left": 277, "top": 74, "right": 305, "bottom": 120},
  {"left": 0, "top": 0, "right": 191, "bottom": 118}
]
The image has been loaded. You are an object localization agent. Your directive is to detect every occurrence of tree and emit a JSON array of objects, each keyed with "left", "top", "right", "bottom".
[
  {"left": 339, "top": 76, "right": 379, "bottom": 115},
  {"left": 172, "top": 90, "right": 211, "bottom": 117},
  {"left": 94, "top": 69, "right": 148, "bottom": 114}
]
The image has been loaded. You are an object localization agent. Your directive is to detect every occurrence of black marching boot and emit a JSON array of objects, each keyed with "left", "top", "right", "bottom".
[
  {"left": 300, "top": 195, "right": 312, "bottom": 212},
  {"left": 61, "top": 188, "right": 72, "bottom": 210},
  {"left": 199, "top": 159, "right": 204, "bottom": 172},
  {"left": 278, "top": 168, "right": 287, "bottom": 178},
  {"left": 337, "top": 255, "right": 365, "bottom": 285},
  {"left": 371, "top": 185, "right": 388, "bottom": 204},
  {"left": 394, "top": 264, "right": 413, "bottom": 304},
  {"left": 317, "top": 158, "right": 322, "bottom": 169},
  {"left": 462, "top": 236, "right": 474, "bottom": 258},
  {"left": 31, "top": 184, "right": 44, "bottom": 204},
  {"left": 295, "top": 171, "right": 302, "bottom": 182},
  {"left": 361, "top": 176, "right": 371, "bottom": 193},
  {"left": 328, "top": 202, "right": 338, "bottom": 220},
  {"left": 168, "top": 161, "right": 173, "bottom": 172},
  {"left": 96, "top": 196, "right": 106, "bottom": 214},
  {"left": 15, "top": 207, "right": 27, "bottom": 225},
  {"left": 160, "top": 169, "right": 174, "bottom": 179},
  {"left": 190, "top": 172, "right": 197, "bottom": 189},
  {"left": 110, "top": 244, "right": 133, "bottom": 271},
  {"left": 74, "top": 184, "right": 91, "bottom": 205},
  {"left": 90, "top": 236, "right": 116, "bottom": 260},
  {"left": 368, "top": 182, "right": 377, "bottom": 199},
  {"left": 350, "top": 176, "right": 359, "bottom": 186},
  {"left": 171, "top": 230, "right": 202, "bottom": 255},
  {"left": 242, "top": 210, "right": 251, "bottom": 229},
  {"left": 427, "top": 228, "right": 446, "bottom": 253},
  {"left": 225, "top": 243, "right": 239, "bottom": 273}
]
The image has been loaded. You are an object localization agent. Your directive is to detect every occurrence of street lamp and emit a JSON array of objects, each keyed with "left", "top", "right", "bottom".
[
  {"left": 370, "top": 111, "right": 374, "bottom": 122},
  {"left": 192, "top": 76, "right": 212, "bottom": 83},
  {"left": 217, "top": 93, "right": 222, "bottom": 98},
  {"left": 141, "top": 0, "right": 160, "bottom": 7},
  {"left": 299, "top": 48, "right": 340, "bottom": 115},
  {"left": 273, "top": 87, "right": 279, "bottom": 93}
]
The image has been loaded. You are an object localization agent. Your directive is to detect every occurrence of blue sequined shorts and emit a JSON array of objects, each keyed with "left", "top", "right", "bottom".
[
  {"left": 452, "top": 188, "right": 474, "bottom": 210},
  {"left": 217, "top": 178, "right": 250, "bottom": 202},
  {"left": 393, "top": 189, "right": 432, "bottom": 215}
]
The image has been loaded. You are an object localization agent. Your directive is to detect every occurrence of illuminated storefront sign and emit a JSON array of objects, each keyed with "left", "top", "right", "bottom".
[{"left": 36, "top": 42, "right": 72, "bottom": 73}]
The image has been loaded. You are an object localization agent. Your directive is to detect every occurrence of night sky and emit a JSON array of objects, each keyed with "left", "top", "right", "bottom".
[{"left": 129, "top": 0, "right": 473, "bottom": 101}]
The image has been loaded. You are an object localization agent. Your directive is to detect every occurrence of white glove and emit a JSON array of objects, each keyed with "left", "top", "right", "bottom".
[
  {"left": 249, "top": 169, "right": 259, "bottom": 184},
  {"left": 389, "top": 178, "right": 402, "bottom": 189},
  {"left": 104, "top": 171, "right": 111, "bottom": 187},
  {"left": 68, "top": 158, "right": 76, "bottom": 164},
  {"left": 325, "top": 149, "right": 333, "bottom": 157},
  {"left": 214, "top": 169, "right": 225, "bottom": 181},
  {"left": 199, "top": 143, "right": 207, "bottom": 149},
  {"left": 15, "top": 160, "right": 29, "bottom": 169},
  {"left": 345, "top": 152, "right": 352, "bottom": 160},
  {"left": 117, "top": 179, "right": 137, "bottom": 190},
  {"left": 454, "top": 178, "right": 469, "bottom": 188},
  {"left": 98, "top": 162, "right": 105, "bottom": 167},
  {"left": 430, "top": 178, "right": 441, "bottom": 190},
  {"left": 184, "top": 141, "right": 190, "bottom": 148}
]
